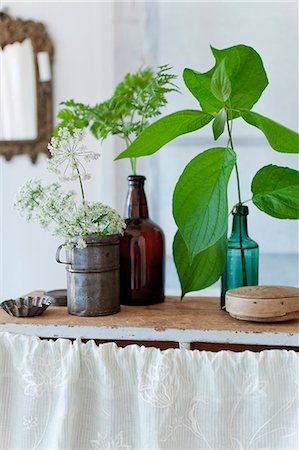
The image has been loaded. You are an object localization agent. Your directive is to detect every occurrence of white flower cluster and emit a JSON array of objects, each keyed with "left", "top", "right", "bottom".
[
  {"left": 14, "top": 179, "right": 125, "bottom": 243},
  {"left": 14, "top": 178, "right": 76, "bottom": 228},
  {"left": 14, "top": 128, "right": 126, "bottom": 246},
  {"left": 47, "top": 128, "right": 100, "bottom": 182}
]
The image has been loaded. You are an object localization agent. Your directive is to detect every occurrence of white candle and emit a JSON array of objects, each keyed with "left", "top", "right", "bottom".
[{"left": 37, "top": 51, "right": 51, "bottom": 82}]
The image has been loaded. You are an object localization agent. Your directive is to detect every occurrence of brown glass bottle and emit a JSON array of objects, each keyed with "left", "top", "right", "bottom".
[{"left": 120, "top": 175, "right": 165, "bottom": 305}]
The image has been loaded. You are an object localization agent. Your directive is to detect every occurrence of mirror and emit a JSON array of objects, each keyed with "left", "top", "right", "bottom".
[
  {"left": 0, "top": 38, "right": 38, "bottom": 140},
  {"left": 0, "top": 12, "right": 54, "bottom": 163}
]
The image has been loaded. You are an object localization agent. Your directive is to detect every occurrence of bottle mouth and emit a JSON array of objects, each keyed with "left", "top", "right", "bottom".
[
  {"left": 233, "top": 205, "right": 249, "bottom": 216},
  {"left": 127, "top": 175, "right": 146, "bottom": 183}
]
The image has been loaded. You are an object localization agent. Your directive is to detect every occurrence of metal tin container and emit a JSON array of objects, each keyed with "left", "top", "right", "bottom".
[{"left": 56, "top": 235, "right": 120, "bottom": 316}]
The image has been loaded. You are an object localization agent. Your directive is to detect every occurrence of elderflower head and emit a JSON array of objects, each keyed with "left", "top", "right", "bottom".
[
  {"left": 54, "top": 202, "right": 126, "bottom": 242},
  {"left": 14, "top": 179, "right": 77, "bottom": 231},
  {"left": 15, "top": 129, "right": 125, "bottom": 248},
  {"left": 76, "top": 202, "right": 126, "bottom": 236},
  {"left": 14, "top": 180, "right": 126, "bottom": 247},
  {"left": 47, "top": 128, "right": 100, "bottom": 181},
  {"left": 14, "top": 178, "right": 44, "bottom": 221}
]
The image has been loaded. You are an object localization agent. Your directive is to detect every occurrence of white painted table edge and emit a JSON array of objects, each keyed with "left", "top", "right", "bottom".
[{"left": 0, "top": 323, "right": 298, "bottom": 348}]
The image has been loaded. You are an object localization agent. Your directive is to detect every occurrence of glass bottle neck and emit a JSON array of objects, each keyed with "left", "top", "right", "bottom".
[
  {"left": 230, "top": 212, "right": 249, "bottom": 240},
  {"left": 125, "top": 175, "right": 149, "bottom": 219}
]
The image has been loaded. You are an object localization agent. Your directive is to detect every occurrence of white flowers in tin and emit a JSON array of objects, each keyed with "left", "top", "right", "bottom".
[{"left": 15, "top": 128, "right": 125, "bottom": 247}]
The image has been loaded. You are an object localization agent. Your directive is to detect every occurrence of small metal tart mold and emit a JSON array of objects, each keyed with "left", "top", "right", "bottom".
[{"left": 0, "top": 296, "right": 52, "bottom": 317}]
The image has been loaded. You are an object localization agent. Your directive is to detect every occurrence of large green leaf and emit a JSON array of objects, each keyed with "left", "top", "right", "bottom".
[
  {"left": 173, "top": 230, "right": 227, "bottom": 297},
  {"left": 212, "top": 45, "right": 268, "bottom": 110},
  {"left": 183, "top": 44, "right": 268, "bottom": 114},
  {"left": 115, "top": 110, "right": 212, "bottom": 159},
  {"left": 173, "top": 147, "right": 236, "bottom": 260},
  {"left": 240, "top": 110, "right": 299, "bottom": 153},
  {"left": 252, "top": 165, "right": 299, "bottom": 219}
]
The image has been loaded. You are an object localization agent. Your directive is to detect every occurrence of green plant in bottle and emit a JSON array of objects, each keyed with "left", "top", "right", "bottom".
[
  {"left": 55, "top": 65, "right": 178, "bottom": 175},
  {"left": 115, "top": 44, "right": 299, "bottom": 298},
  {"left": 220, "top": 205, "right": 259, "bottom": 308},
  {"left": 55, "top": 65, "right": 178, "bottom": 306}
]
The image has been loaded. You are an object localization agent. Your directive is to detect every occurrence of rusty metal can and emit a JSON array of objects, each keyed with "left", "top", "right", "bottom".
[{"left": 56, "top": 235, "right": 120, "bottom": 316}]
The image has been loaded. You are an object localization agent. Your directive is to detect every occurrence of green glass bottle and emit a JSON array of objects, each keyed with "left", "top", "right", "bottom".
[{"left": 221, "top": 205, "right": 259, "bottom": 309}]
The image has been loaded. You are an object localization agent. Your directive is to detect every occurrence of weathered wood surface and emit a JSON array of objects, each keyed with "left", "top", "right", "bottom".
[{"left": 0, "top": 297, "right": 298, "bottom": 346}]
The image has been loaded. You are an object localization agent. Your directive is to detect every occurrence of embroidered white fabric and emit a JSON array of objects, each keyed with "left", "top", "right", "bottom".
[{"left": 0, "top": 332, "right": 298, "bottom": 449}]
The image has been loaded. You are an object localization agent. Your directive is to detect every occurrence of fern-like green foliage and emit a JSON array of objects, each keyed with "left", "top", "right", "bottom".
[{"left": 55, "top": 65, "right": 178, "bottom": 174}]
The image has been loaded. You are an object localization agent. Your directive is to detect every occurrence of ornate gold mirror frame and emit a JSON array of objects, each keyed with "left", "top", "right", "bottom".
[{"left": 0, "top": 12, "right": 54, "bottom": 163}]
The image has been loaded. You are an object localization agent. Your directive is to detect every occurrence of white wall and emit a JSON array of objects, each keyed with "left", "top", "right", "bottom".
[
  {"left": 0, "top": 2, "right": 118, "bottom": 299},
  {"left": 0, "top": 1, "right": 298, "bottom": 300}
]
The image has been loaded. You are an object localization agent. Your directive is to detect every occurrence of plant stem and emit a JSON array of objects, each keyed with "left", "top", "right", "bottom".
[
  {"left": 241, "top": 198, "right": 252, "bottom": 205},
  {"left": 124, "top": 135, "right": 137, "bottom": 175},
  {"left": 237, "top": 212, "right": 248, "bottom": 287},
  {"left": 75, "top": 165, "right": 85, "bottom": 204},
  {"left": 225, "top": 108, "right": 248, "bottom": 287},
  {"left": 131, "top": 157, "right": 137, "bottom": 175},
  {"left": 234, "top": 163, "right": 242, "bottom": 206},
  {"left": 226, "top": 111, "right": 242, "bottom": 205},
  {"left": 228, "top": 198, "right": 252, "bottom": 216}
]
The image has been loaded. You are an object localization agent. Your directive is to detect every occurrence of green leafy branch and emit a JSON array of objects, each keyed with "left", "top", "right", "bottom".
[
  {"left": 115, "top": 44, "right": 299, "bottom": 297},
  {"left": 55, "top": 65, "right": 178, "bottom": 175}
]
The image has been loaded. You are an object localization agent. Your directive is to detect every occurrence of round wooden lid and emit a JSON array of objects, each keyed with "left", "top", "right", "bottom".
[
  {"left": 226, "top": 285, "right": 299, "bottom": 322},
  {"left": 227, "top": 285, "right": 299, "bottom": 300}
]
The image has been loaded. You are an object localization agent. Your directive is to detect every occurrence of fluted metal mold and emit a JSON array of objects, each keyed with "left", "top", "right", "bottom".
[{"left": 0, "top": 296, "right": 52, "bottom": 317}]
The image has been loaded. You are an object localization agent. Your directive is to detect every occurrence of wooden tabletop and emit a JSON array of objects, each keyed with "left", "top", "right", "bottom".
[{"left": 0, "top": 297, "right": 298, "bottom": 346}]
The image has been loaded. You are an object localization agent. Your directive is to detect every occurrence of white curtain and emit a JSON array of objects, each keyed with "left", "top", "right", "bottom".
[
  {"left": 0, "top": 38, "right": 37, "bottom": 140},
  {"left": 0, "top": 332, "right": 298, "bottom": 450}
]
